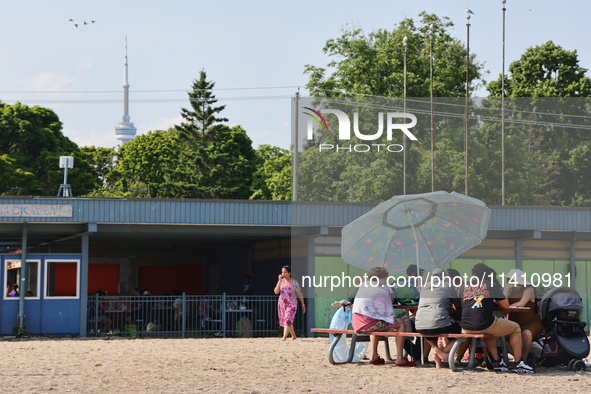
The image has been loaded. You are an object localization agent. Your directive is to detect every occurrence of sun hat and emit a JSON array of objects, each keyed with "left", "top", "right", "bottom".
[
  {"left": 431, "top": 268, "right": 445, "bottom": 279},
  {"left": 143, "top": 290, "right": 152, "bottom": 296},
  {"left": 503, "top": 268, "right": 531, "bottom": 286}
]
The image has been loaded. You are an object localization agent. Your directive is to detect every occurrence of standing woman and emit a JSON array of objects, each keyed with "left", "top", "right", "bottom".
[{"left": 274, "top": 265, "right": 306, "bottom": 341}]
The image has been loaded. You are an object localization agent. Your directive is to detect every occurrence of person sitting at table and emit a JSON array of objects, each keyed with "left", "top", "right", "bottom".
[
  {"left": 89, "top": 291, "right": 112, "bottom": 333},
  {"left": 25, "top": 291, "right": 34, "bottom": 297},
  {"left": 127, "top": 288, "right": 148, "bottom": 328},
  {"left": 461, "top": 263, "right": 534, "bottom": 374},
  {"left": 352, "top": 267, "right": 413, "bottom": 366},
  {"left": 503, "top": 269, "right": 543, "bottom": 366},
  {"left": 415, "top": 268, "right": 469, "bottom": 368}
]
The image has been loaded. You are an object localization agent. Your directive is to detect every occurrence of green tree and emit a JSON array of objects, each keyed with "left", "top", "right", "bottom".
[
  {"left": 178, "top": 70, "right": 228, "bottom": 137},
  {"left": 0, "top": 102, "right": 98, "bottom": 196},
  {"left": 250, "top": 145, "right": 291, "bottom": 200},
  {"left": 304, "top": 12, "right": 485, "bottom": 98},
  {"left": 80, "top": 146, "right": 117, "bottom": 188},
  {"left": 300, "top": 12, "right": 487, "bottom": 202},
  {"left": 488, "top": 41, "right": 591, "bottom": 97},
  {"left": 116, "top": 130, "right": 174, "bottom": 198},
  {"left": 486, "top": 41, "right": 591, "bottom": 206}
]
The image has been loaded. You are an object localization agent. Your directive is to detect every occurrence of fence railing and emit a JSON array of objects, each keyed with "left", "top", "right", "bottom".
[{"left": 87, "top": 294, "right": 306, "bottom": 338}]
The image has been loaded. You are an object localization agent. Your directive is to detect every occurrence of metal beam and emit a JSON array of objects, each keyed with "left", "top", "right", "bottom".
[
  {"left": 80, "top": 233, "right": 89, "bottom": 337},
  {"left": 18, "top": 224, "right": 28, "bottom": 329}
]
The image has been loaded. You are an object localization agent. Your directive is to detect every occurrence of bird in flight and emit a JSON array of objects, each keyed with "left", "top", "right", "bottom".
[
  {"left": 69, "top": 19, "right": 74, "bottom": 22},
  {"left": 466, "top": 8, "right": 475, "bottom": 15},
  {"left": 91, "top": 20, "right": 96, "bottom": 23},
  {"left": 84, "top": 21, "right": 88, "bottom": 25},
  {"left": 74, "top": 24, "right": 78, "bottom": 28}
]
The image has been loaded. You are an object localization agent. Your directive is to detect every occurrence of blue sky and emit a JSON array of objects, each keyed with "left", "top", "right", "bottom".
[{"left": 2, "top": 0, "right": 588, "bottom": 150}]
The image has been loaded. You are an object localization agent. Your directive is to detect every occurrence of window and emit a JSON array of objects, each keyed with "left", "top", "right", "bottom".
[
  {"left": 45, "top": 259, "right": 80, "bottom": 299},
  {"left": 3, "top": 260, "right": 41, "bottom": 300}
]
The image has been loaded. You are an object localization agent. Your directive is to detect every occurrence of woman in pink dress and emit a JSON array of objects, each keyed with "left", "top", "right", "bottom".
[{"left": 274, "top": 265, "right": 306, "bottom": 341}]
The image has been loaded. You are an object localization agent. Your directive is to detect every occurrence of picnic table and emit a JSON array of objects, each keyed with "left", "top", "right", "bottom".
[{"left": 321, "top": 300, "right": 531, "bottom": 371}]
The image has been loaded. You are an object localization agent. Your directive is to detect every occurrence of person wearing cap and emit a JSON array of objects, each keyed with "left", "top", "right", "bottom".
[
  {"left": 416, "top": 268, "right": 469, "bottom": 368},
  {"left": 503, "top": 269, "right": 543, "bottom": 365}
]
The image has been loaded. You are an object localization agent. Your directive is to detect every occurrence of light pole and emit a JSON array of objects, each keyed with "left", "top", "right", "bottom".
[
  {"left": 403, "top": 35, "right": 408, "bottom": 195},
  {"left": 429, "top": 24, "right": 434, "bottom": 193},
  {"left": 501, "top": 0, "right": 506, "bottom": 205},
  {"left": 465, "top": 9, "right": 473, "bottom": 196}
]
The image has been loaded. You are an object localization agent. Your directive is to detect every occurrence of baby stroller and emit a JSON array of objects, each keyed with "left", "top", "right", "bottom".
[{"left": 537, "top": 287, "right": 590, "bottom": 371}]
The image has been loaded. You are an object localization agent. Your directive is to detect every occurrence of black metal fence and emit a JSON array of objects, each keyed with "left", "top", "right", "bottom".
[{"left": 87, "top": 294, "right": 306, "bottom": 338}]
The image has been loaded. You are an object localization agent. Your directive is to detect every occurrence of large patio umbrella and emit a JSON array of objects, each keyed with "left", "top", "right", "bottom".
[{"left": 341, "top": 191, "right": 491, "bottom": 276}]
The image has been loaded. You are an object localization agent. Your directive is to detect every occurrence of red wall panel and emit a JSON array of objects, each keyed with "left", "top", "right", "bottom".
[
  {"left": 139, "top": 266, "right": 203, "bottom": 295},
  {"left": 53, "top": 263, "right": 77, "bottom": 297},
  {"left": 88, "top": 264, "right": 120, "bottom": 296}
]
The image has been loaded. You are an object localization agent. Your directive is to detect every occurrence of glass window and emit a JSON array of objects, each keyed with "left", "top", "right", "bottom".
[
  {"left": 4, "top": 260, "right": 40, "bottom": 299},
  {"left": 45, "top": 260, "right": 80, "bottom": 298}
]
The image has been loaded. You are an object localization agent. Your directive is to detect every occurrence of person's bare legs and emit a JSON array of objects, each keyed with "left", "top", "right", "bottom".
[
  {"left": 521, "top": 329, "right": 533, "bottom": 360},
  {"left": 394, "top": 319, "right": 406, "bottom": 362},
  {"left": 508, "top": 334, "right": 523, "bottom": 362},
  {"left": 455, "top": 340, "right": 470, "bottom": 364},
  {"left": 282, "top": 326, "right": 289, "bottom": 341},
  {"left": 484, "top": 337, "right": 499, "bottom": 360},
  {"left": 426, "top": 339, "right": 448, "bottom": 368},
  {"left": 369, "top": 335, "right": 380, "bottom": 362},
  {"left": 290, "top": 325, "right": 297, "bottom": 340}
]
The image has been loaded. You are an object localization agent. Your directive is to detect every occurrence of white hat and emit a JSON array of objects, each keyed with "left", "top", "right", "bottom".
[
  {"left": 431, "top": 268, "right": 445, "bottom": 279},
  {"left": 503, "top": 268, "right": 530, "bottom": 286}
]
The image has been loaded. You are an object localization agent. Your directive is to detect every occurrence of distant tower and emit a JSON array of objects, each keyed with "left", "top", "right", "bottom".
[{"left": 115, "top": 37, "right": 137, "bottom": 144}]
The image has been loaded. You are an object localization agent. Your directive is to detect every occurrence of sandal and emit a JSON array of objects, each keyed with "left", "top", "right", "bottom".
[
  {"left": 395, "top": 357, "right": 416, "bottom": 367},
  {"left": 369, "top": 355, "right": 385, "bottom": 365}
]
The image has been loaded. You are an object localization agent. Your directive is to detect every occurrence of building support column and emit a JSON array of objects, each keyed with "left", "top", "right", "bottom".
[
  {"left": 570, "top": 231, "right": 576, "bottom": 280},
  {"left": 305, "top": 236, "right": 315, "bottom": 337},
  {"left": 516, "top": 240, "right": 522, "bottom": 271},
  {"left": 79, "top": 233, "right": 89, "bottom": 337},
  {"left": 18, "top": 223, "right": 28, "bottom": 329}
]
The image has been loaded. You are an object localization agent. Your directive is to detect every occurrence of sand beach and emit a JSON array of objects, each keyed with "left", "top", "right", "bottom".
[{"left": 1, "top": 336, "right": 590, "bottom": 393}]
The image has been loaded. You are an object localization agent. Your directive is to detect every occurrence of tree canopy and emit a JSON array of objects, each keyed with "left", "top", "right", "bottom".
[{"left": 0, "top": 102, "right": 98, "bottom": 196}]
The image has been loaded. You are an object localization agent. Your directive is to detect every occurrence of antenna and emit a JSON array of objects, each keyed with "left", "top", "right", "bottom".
[{"left": 57, "top": 156, "right": 74, "bottom": 197}]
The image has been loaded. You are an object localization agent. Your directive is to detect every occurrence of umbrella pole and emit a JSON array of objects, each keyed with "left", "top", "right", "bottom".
[{"left": 409, "top": 220, "right": 424, "bottom": 365}]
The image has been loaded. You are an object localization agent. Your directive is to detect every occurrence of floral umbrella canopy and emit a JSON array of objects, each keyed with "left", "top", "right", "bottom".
[{"left": 341, "top": 191, "right": 491, "bottom": 276}]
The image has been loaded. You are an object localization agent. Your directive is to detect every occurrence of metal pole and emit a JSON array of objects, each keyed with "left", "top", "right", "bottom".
[
  {"left": 403, "top": 37, "right": 408, "bottom": 195},
  {"left": 80, "top": 233, "right": 89, "bottom": 337},
  {"left": 182, "top": 292, "right": 186, "bottom": 338},
  {"left": 501, "top": 0, "right": 506, "bottom": 205},
  {"left": 222, "top": 292, "right": 226, "bottom": 338},
  {"left": 465, "top": 15, "right": 470, "bottom": 196},
  {"left": 292, "top": 91, "right": 300, "bottom": 201},
  {"left": 429, "top": 24, "right": 434, "bottom": 192},
  {"left": 18, "top": 223, "right": 28, "bottom": 329}
]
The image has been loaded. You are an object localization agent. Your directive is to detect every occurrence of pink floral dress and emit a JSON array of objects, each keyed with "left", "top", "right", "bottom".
[{"left": 278, "top": 278, "right": 300, "bottom": 327}]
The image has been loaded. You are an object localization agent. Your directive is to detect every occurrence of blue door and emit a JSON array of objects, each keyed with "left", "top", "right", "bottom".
[{"left": 0, "top": 254, "right": 81, "bottom": 336}]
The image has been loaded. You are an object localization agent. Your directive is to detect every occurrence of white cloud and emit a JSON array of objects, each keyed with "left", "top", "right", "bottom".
[
  {"left": 67, "top": 128, "right": 119, "bottom": 149},
  {"left": 76, "top": 57, "right": 93, "bottom": 74},
  {"left": 281, "top": 121, "right": 290, "bottom": 128},
  {"left": 139, "top": 116, "right": 184, "bottom": 133},
  {"left": 20, "top": 72, "right": 75, "bottom": 91}
]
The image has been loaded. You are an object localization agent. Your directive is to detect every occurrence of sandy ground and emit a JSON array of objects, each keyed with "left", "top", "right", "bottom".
[{"left": 0, "top": 336, "right": 590, "bottom": 393}]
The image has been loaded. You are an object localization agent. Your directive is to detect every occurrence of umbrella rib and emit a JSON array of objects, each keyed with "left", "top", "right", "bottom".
[
  {"left": 343, "top": 222, "right": 385, "bottom": 259},
  {"left": 415, "top": 223, "right": 437, "bottom": 265},
  {"left": 430, "top": 210, "right": 486, "bottom": 238}
]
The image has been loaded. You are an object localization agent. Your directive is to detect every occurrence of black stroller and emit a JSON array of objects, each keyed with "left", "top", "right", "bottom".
[{"left": 537, "top": 287, "right": 590, "bottom": 371}]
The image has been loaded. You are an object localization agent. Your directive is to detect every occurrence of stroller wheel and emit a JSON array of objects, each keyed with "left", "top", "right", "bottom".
[
  {"left": 568, "top": 359, "right": 577, "bottom": 371},
  {"left": 573, "top": 360, "right": 586, "bottom": 372}
]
